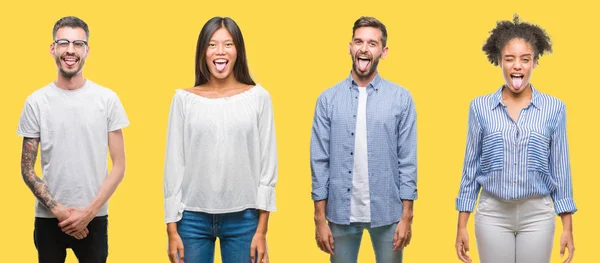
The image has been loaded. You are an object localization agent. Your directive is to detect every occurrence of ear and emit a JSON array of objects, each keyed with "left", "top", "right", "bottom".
[
  {"left": 381, "top": 46, "right": 389, "bottom": 59},
  {"left": 348, "top": 42, "right": 352, "bottom": 54},
  {"left": 50, "top": 42, "right": 55, "bottom": 56},
  {"left": 533, "top": 59, "right": 538, "bottom": 69}
]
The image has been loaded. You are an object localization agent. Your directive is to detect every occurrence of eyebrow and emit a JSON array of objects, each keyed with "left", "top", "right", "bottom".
[
  {"left": 353, "top": 38, "right": 379, "bottom": 43},
  {"left": 504, "top": 53, "right": 533, "bottom": 57}
]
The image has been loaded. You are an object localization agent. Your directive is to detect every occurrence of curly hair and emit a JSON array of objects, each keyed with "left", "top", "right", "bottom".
[{"left": 482, "top": 14, "right": 552, "bottom": 66}]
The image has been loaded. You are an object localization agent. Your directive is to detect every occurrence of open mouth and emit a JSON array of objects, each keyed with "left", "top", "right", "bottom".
[
  {"left": 214, "top": 59, "right": 228, "bottom": 72},
  {"left": 357, "top": 55, "right": 371, "bottom": 72},
  {"left": 510, "top": 73, "right": 524, "bottom": 89},
  {"left": 61, "top": 56, "right": 79, "bottom": 67}
]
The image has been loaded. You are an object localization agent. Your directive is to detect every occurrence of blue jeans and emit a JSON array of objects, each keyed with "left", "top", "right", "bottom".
[
  {"left": 329, "top": 222, "right": 403, "bottom": 263},
  {"left": 177, "top": 209, "right": 258, "bottom": 263}
]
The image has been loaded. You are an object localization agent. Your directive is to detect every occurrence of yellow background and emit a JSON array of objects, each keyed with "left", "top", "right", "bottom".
[{"left": 1, "top": 0, "right": 598, "bottom": 262}]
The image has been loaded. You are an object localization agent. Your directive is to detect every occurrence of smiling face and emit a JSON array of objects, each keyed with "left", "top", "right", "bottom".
[
  {"left": 205, "top": 27, "right": 237, "bottom": 81},
  {"left": 349, "top": 26, "right": 388, "bottom": 82},
  {"left": 500, "top": 37, "right": 536, "bottom": 95},
  {"left": 50, "top": 26, "right": 89, "bottom": 79}
]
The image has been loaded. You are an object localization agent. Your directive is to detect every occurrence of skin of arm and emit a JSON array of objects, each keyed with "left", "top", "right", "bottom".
[
  {"left": 393, "top": 200, "right": 414, "bottom": 251},
  {"left": 21, "top": 137, "right": 88, "bottom": 239},
  {"left": 251, "top": 210, "right": 271, "bottom": 263},
  {"left": 314, "top": 199, "right": 335, "bottom": 255},
  {"left": 58, "top": 129, "right": 126, "bottom": 235},
  {"left": 456, "top": 212, "right": 473, "bottom": 263}
]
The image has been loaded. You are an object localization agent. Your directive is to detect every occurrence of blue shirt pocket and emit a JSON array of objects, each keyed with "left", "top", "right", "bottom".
[{"left": 480, "top": 131, "right": 504, "bottom": 174}]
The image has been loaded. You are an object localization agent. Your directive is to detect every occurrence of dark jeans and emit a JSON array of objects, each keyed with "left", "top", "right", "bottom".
[{"left": 34, "top": 215, "right": 108, "bottom": 263}]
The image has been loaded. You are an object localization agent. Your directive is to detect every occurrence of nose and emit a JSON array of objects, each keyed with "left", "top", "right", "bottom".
[
  {"left": 513, "top": 61, "right": 522, "bottom": 71},
  {"left": 66, "top": 42, "right": 76, "bottom": 53},
  {"left": 216, "top": 43, "right": 225, "bottom": 55},
  {"left": 359, "top": 42, "right": 368, "bottom": 52}
]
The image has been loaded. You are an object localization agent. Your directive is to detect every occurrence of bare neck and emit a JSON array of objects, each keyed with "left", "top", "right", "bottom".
[
  {"left": 502, "top": 85, "right": 532, "bottom": 104},
  {"left": 351, "top": 70, "right": 377, "bottom": 87},
  {"left": 55, "top": 73, "right": 86, "bottom": 90}
]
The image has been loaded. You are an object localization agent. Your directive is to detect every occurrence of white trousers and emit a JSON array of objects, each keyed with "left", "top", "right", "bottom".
[{"left": 475, "top": 191, "right": 555, "bottom": 263}]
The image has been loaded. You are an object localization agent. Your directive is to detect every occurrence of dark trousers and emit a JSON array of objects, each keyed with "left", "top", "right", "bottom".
[{"left": 34, "top": 215, "right": 108, "bottom": 263}]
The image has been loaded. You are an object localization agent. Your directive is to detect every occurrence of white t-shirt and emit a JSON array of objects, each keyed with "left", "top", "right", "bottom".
[
  {"left": 350, "top": 86, "right": 371, "bottom": 222},
  {"left": 17, "top": 80, "right": 130, "bottom": 218},
  {"left": 163, "top": 84, "right": 278, "bottom": 223}
]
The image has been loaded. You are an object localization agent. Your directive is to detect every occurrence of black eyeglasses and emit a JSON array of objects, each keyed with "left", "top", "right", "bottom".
[{"left": 54, "top": 39, "right": 88, "bottom": 49}]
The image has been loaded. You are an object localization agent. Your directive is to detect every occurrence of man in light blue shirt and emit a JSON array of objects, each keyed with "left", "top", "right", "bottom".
[{"left": 311, "top": 16, "right": 417, "bottom": 263}]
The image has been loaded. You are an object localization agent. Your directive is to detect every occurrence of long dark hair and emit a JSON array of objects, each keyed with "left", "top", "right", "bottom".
[{"left": 195, "top": 17, "right": 255, "bottom": 86}]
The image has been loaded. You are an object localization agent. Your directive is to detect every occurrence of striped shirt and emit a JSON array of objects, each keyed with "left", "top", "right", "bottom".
[
  {"left": 311, "top": 73, "right": 417, "bottom": 227},
  {"left": 456, "top": 85, "right": 577, "bottom": 214}
]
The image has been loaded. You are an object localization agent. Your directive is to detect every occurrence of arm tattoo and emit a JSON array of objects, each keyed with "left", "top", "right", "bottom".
[{"left": 21, "top": 137, "right": 58, "bottom": 210}]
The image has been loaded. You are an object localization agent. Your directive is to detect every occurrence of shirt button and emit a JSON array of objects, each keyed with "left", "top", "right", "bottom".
[
  {"left": 514, "top": 180, "right": 517, "bottom": 184},
  {"left": 350, "top": 152, "right": 353, "bottom": 155},
  {"left": 514, "top": 162, "right": 517, "bottom": 166},
  {"left": 351, "top": 132, "right": 354, "bottom": 136},
  {"left": 514, "top": 143, "right": 517, "bottom": 147},
  {"left": 353, "top": 115, "right": 356, "bottom": 118},
  {"left": 355, "top": 96, "right": 358, "bottom": 99},
  {"left": 347, "top": 188, "right": 351, "bottom": 192},
  {"left": 348, "top": 171, "right": 352, "bottom": 174}
]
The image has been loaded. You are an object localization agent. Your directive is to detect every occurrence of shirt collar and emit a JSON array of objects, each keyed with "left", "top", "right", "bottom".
[
  {"left": 490, "top": 84, "right": 542, "bottom": 110},
  {"left": 346, "top": 72, "right": 382, "bottom": 91}
]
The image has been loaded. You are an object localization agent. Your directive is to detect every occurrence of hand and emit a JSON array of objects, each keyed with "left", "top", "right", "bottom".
[
  {"left": 560, "top": 230, "right": 575, "bottom": 263},
  {"left": 315, "top": 220, "right": 335, "bottom": 255},
  {"left": 58, "top": 208, "right": 94, "bottom": 236},
  {"left": 455, "top": 227, "right": 472, "bottom": 263},
  {"left": 71, "top": 228, "right": 89, "bottom": 240},
  {"left": 393, "top": 216, "right": 413, "bottom": 252},
  {"left": 250, "top": 232, "right": 269, "bottom": 263},
  {"left": 167, "top": 231, "right": 184, "bottom": 263},
  {"left": 51, "top": 204, "right": 71, "bottom": 222}
]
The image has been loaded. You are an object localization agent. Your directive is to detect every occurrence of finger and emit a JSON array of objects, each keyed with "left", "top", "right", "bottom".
[
  {"left": 393, "top": 230, "right": 399, "bottom": 247},
  {"left": 322, "top": 238, "right": 333, "bottom": 255},
  {"left": 405, "top": 233, "right": 412, "bottom": 247},
  {"left": 328, "top": 234, "right": 335, "bottom": 255},
  {"left": 178, "top": 246, "right": 185, "bottom": 263},
  {"left": 168, "top": 251, "right": 177, "bottom": 263},
  {"left": 264, "top": 253, "right": 270, "bottom": 263},
  {"left": 250, "top": 245, "right": 256, "bottom": 262},
  {"left": 258, "top": 251, "right": 265, "bottom": 262},
  {"left": 58, "top": 218, "right": 73, "bottom": 228},
  {"left": 566, "top": 246, "right": 574, "bottom": 263},
  {"left": 560, "top": 243, "right": 566, "bottom": 257},
  {"left": 329, "top": 234, "right": 335, "bottom": 251}
]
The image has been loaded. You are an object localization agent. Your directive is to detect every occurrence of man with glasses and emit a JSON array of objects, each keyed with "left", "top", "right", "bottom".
[{"left": 17, "top": 16, "right": 129, "bottom": 263}]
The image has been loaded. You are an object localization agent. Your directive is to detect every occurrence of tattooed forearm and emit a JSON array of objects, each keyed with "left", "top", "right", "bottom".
[{"left": 21, "top": 137, "right": 58, "bottom": 210}]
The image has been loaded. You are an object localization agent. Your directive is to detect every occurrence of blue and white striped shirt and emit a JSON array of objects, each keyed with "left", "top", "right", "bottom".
[
  {"left": 456, "top": 85, "right": 577, "bottom": 214},
  {"left": 311, "top": 73, "right": 418, "bottom": 227}
]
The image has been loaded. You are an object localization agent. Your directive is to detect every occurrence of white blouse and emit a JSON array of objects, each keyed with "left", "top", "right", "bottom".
[{"left": 164, "top": 84, "right": 277, "bottom": 223}]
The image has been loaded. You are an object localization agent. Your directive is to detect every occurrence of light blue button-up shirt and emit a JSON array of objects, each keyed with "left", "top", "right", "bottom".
[
  {"left": 456, "top": 85, "right": 577, "bottom": 214},
  {"left": 311, "top": 73, "right": 418, "bottom": 227}
]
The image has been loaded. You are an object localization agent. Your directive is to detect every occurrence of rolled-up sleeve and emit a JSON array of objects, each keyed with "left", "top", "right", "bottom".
[
  {"left": 164, "top": 92, "right": 186, "bottom": 223},
  {"left": 456, "top": 101, "right": 483, "bottom": 212},
  {"left": 310, "top": 95, "right": 330, "bottom": 201},
  {"left": 397, "top": 93, "right": 418, "bottom": 200},
  {"left": 256, "top": 91, "right": 278, "bottom": 212},
  {"left": 549, "top": 105, "right": 577, "bottom": 214}
]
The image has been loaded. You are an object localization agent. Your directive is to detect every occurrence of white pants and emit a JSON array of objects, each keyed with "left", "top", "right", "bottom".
[{"left": 475, "top": 191, "right": 555, "bottom": 263}]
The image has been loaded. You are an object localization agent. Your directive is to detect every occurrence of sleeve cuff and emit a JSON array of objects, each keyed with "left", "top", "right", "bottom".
[
  {"left": 256, "top": 185, "right": 276, "bottom": 212},
  {"left": 399, "top": 186, "right": 418, "bottom": 200},
  {"left": 554, "top": 198, "right": 577, "bottom": 214},
  {"left": 109, "top": 121, "right": 130, "bottom": 132},
  {"left": 164, "top": 195, "right": 185, "bottom": 224},
  {"left": 456, "top": 197, "right": 477, "bottom": 212},
  {"left": 311, "top": 186, "right": 328, "bottom": 201}
]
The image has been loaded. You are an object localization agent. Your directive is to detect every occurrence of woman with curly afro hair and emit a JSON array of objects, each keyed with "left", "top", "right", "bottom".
[{"left": 454, "top": 15, "right": 576, "bottom": 263}]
